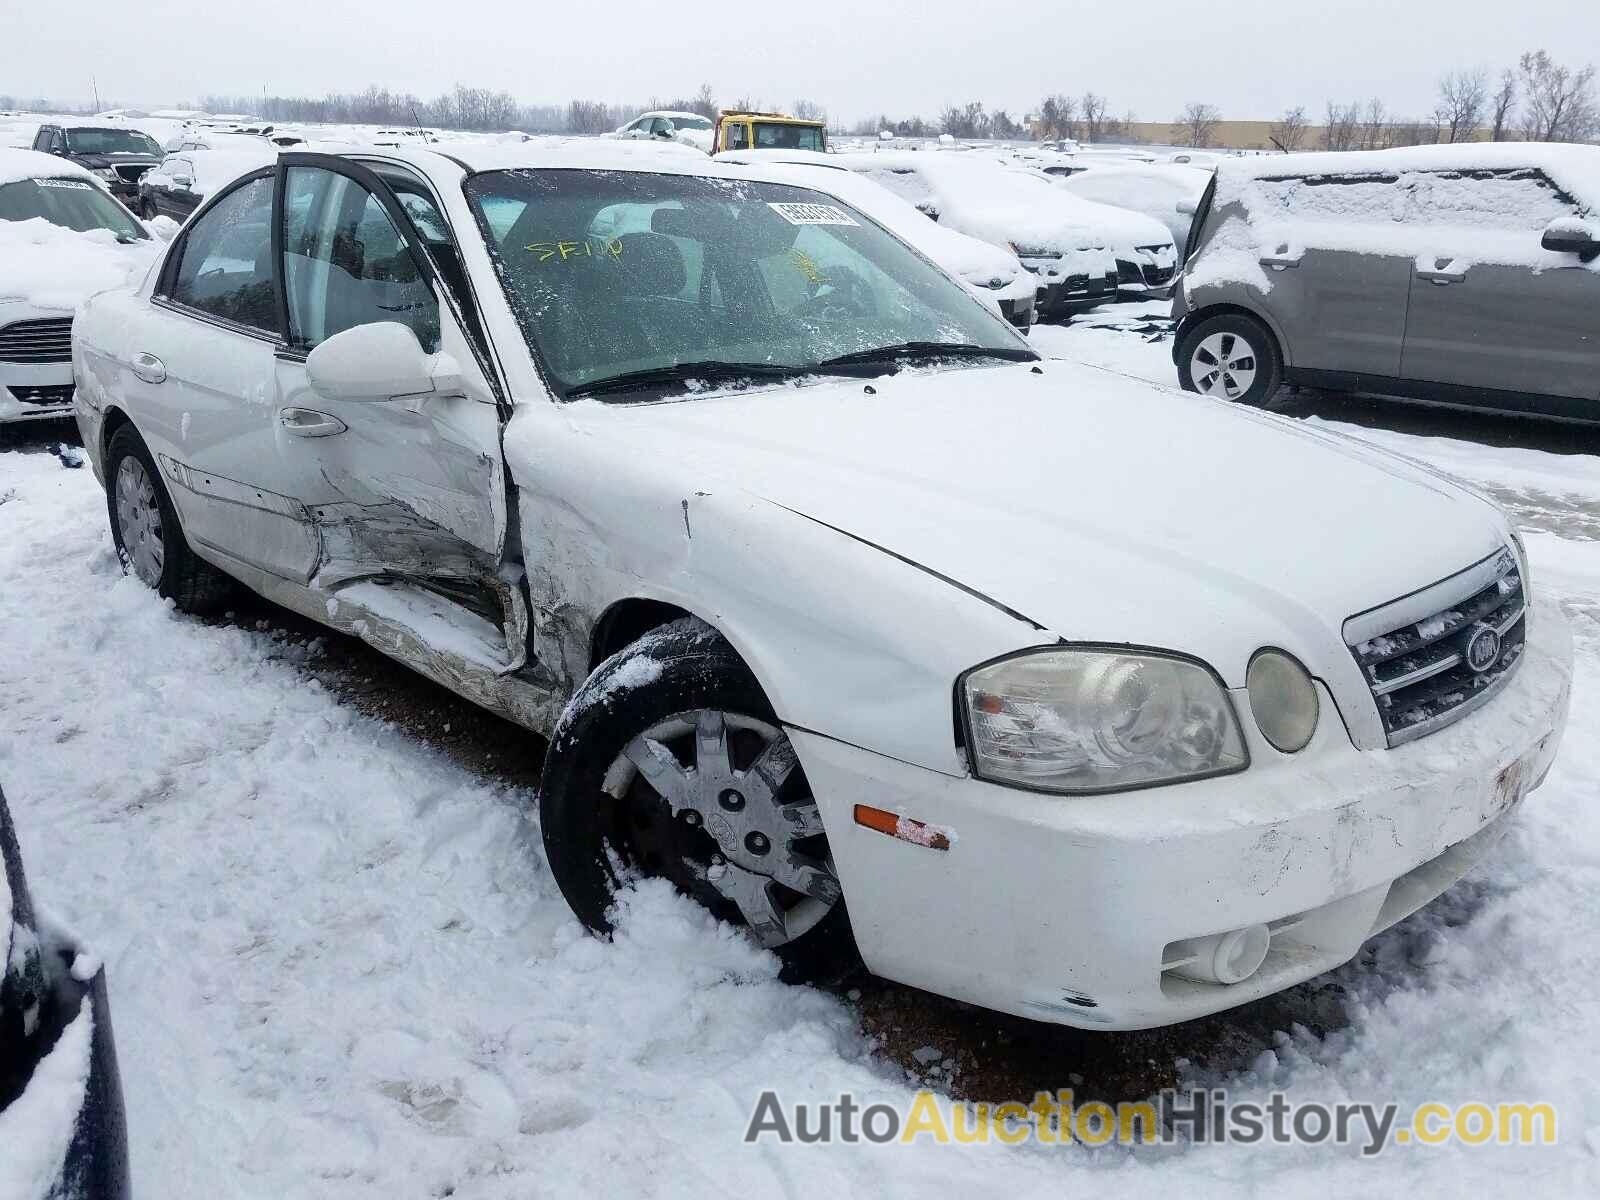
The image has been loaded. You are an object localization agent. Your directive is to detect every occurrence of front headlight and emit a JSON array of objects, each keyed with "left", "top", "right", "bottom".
[{"left": 960, "top": 648, "right": 1248, "bottom": 793}]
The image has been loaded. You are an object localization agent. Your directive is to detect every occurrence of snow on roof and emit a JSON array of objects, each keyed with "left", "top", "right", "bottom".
[
  {"left": 399, "top": 138, "right": 791, "bottom": 180},
  {"left": 0, "top": 147, "right": 96, "bottom": 188},
  {"left": 1220, "top": 142, "right": 1600, "bottom": 208}
]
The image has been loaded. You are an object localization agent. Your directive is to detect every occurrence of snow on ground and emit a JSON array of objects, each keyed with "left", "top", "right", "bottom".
[{"left": 3, "top": 316, "right": 1600, "bottom": 1195}]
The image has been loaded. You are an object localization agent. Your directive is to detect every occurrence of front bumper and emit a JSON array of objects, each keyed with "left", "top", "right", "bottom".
[
  {"left": 1, "top": 361, "right": 75, "bottom": 423},
  {"left": 794, "top": 596, "right": 1572, "bottom": 1030}
]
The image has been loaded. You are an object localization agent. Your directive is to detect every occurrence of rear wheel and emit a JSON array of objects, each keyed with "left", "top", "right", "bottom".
[
  {"left": 1177, "top": 312, "right": 1283, "bottom": 406},
  {"left": 104, "top": 424, "right": 232, "bottom": 613},
  {"left": 540, "top": 618, "right": 855, "bottom": 978}
]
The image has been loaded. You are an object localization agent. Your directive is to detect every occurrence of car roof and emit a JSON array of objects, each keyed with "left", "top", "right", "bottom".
[
  {"left": 1220, "top": 142, "right": 1600, "bottom": 202},
  {"left": 357, "top": 141, "right": 800, "bottom": 185},
  {"left": 0, "top": 146, "right": 98, "bottom": 185}
]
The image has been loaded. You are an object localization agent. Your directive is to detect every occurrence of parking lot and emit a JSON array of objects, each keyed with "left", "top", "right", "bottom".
[{"left": 5, "top": 291, "right": 1599, "bottom": 1194}]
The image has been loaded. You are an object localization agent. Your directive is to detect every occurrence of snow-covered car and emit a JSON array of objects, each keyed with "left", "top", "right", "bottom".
[
  {"left": 136, "top": 145, "right": 276, "bottom": 222},
  {"left": 1175, "top": 143, "right": 1600, "bottom": 415},
  {"left": 832, "top": 151, "right": 1121, "bottom": 314},
  {"left": 0, "top": 783, "right": 130, "bottom": 1200},
  {"left": 1, "top": 149, "right": 160, "bottom": 424},
  {"left": 1058, "top": 163, "right": 1213, "bottom": 258},
  {"left": 72, "top": 144, "right": 1572, "bottom": 1031},
  {"left": 716, "top": 148, "right": 1036, "bottom": 330},
  {"left": 1004, "top": 163, "right": 1181, "bottom": 295},
  {"left": 606, "top": 111, "right": 715, "bottom": 154}
]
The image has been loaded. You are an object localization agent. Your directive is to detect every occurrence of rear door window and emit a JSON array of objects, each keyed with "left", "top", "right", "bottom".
[
  {"left": 167, "top": 175, "right": 281, "bottom": 332},
  {"left": 1406, "top": 169, "right": 1579, "bottom": 231}
]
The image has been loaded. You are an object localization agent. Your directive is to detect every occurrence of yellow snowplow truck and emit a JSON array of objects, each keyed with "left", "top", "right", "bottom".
[{"left": 713, "top": 111, "right": 828, "bottom": 154}]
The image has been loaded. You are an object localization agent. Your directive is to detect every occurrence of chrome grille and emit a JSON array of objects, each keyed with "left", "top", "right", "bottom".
[
  {"left": 0, "top": 317, "right": 74, "bottom": 364},
  {"left": 1345, "top": 548, "right": 1526, "bottom": 746}
]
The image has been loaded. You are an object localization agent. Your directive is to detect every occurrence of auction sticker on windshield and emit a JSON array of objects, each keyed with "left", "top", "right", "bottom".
[
  {"left": 767, "top": 202, "right": 859, "bottom": 226},
  {"left": 37, "top": 179, "right": 94, "bottom": 190}
]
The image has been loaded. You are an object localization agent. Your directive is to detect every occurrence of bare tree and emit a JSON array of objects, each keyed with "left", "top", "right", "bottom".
[
  {"left": 1268, "top": 105, "right": 1309, "bottom": 153},
  {"left": 791, "top": 98, "right": 826, "bottom": 122},
  {"left": 1518, "top": 49, "right": 1598, "bottom": 142},
  {"left": 939, "top": 101, "right": 992, "bottom": 140},
  {"left": 1490, "top": 69, "right": 1517, "bottom": 140},
  {"left": 566, "top": 99, "right": 614, "bottom": 135},
  {"left": 1177, "top": 102, "right": 1222, "bottom": 147},
  {"left": 1080, "top": 91, "right": 1109, "bottom": 143},
  {"left": 1323, "top": 101, "right": 1362, "bottom": 151},
  {"left": 1359, "top": 98, "right": 1389, "bottom": 149},
  {"left": 1437, "top": 68, "right": 1488, "bottom": 142}
]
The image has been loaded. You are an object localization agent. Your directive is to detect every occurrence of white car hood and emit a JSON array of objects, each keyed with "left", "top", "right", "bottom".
[{"left": 548, "top": 362, "right": 1507, "bottom": 685}]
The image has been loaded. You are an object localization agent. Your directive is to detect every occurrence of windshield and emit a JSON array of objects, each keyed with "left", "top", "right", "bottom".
[
  {"left": 0, "top": 177, "right": 147, "bottom": 240},
  {"left": 466, "top": 168, "right": 1029, "bottom": 399},
  {"left": 672, "top": 116, "right": 713, "bottom": 130},
  {"left": 64, "top": 127, "right": 162, "bottom": 155},
  {"left": 755, "top": 123, "right": 825, "bottom": 152}
]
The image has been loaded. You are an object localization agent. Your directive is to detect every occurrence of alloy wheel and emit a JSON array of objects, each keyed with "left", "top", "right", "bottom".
[{"left": 1190, "top": 331, "right": 1259, "bottom": 399}]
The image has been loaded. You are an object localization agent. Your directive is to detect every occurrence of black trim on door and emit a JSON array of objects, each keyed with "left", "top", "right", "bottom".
[{"left": 1287, "top": 367, "right": 1600, "bottom": 424}]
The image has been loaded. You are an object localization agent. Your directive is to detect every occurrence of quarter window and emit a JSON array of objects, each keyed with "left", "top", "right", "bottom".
[
  {"left": 281, "top": 166, "right": 439, "bottom": 352},
  {"left": 167, "top": 174, "right": 280, "bottom": 333}
]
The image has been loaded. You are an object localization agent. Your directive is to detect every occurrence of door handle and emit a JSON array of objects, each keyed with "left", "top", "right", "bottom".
[
  {"left": 131, "top": 352, "right": 166, "bottom": 384},
  {"left": 1417, "top": 269, "right": 1466, "bottom": 285},
  {"left": 1258, "top": 254, "right": 1301, "bottom": 269},
  {"left": 279, "top": 407, "right": 348, "bottom": 438}
]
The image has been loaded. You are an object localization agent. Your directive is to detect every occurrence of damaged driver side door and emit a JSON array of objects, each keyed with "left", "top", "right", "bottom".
[{"left": 269, "top": 155, "right": 507, "bottom": 610}]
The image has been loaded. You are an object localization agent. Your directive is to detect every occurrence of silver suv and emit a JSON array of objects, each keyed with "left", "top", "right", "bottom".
[{"left": 1173, "top": 144, "right": 1600, "bottom": 419}]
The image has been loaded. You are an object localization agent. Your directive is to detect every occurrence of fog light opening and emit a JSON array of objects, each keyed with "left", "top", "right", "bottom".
[{"left": 1168, "top": 923, "right": 1271, "bottom": 985}]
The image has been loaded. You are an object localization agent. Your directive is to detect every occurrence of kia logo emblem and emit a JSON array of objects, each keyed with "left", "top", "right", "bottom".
[{"left": 1465, "top": 626, "right": 1502, "bottom": 674}]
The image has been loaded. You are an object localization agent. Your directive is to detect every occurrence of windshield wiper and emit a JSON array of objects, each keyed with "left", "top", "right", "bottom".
[
  {"left": 565, "top": 360, "right": 815, "bottom": 399},
  {"left": 817, "top": 341, "right": 1038, "bottom": 370}
]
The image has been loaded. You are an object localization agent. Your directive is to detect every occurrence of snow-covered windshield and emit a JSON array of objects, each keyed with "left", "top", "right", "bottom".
[
  {"left": 466, "top": 168, "right": 1030, "bottom": 399},
  {"left": 672, "top": 116, "right": 713, "bottom": 131},
  {"left": 63, "top": 128, "right": 161, "bottom": 156},
  {"left": 0, "top": 177, "right": 146, "bottom": 240}
]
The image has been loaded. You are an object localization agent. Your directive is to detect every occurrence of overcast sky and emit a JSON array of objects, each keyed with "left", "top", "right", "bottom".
[{"left": 7, "top": 0, "right": 1599, "bottom": 123}]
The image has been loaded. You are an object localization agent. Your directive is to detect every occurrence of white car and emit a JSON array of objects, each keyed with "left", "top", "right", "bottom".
[
  {"left": 1, "top": 148, "right": 160, "bottom": 423},
  {"left": 71, "top": 144, "right": 1571, "bottom": 1030},
  {"left": 607, "top": 111, "right": 715, "bottom": 154},
  {"left": 716, "top": 148, "right": 1037, "bottom": 330},
  {"left": 1058, "top": 162, "right": 1213, "bottom": 258},
  {"left": 833, "top": 150, "right": 1129, "bottom": 314}
]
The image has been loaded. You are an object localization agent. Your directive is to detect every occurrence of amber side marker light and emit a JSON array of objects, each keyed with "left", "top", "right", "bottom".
[{"left": 853, "top": 804, "right": 951, "bottom": 851}]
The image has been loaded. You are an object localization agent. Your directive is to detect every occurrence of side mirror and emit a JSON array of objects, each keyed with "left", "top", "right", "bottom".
[
  {"left": 1541, "top": 217, "right": 1600, "bottom": 259},
  {"left": 306, "top": 322, "right": 456, "bottom": 402},
  {"left": 1176, "top": 198, "right": 1198, "bottom": 215}
]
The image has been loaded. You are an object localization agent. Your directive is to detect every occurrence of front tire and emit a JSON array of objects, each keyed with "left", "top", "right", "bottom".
[
  {"left": 1177, "top": 312, "right": 1283, "bottom": 406},
  {"left": 539, "top": 618, "right": 855, "bottom": 978},
  {"left": 104, "top": 423, "right": 232, "bottom": 613}
]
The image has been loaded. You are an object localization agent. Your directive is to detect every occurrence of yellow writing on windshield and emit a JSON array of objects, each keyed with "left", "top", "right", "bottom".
[{"left": 525, "top": 238, "right": 624, "bottom": 263}]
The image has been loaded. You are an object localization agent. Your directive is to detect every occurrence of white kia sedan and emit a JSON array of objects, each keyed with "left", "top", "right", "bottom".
[{"left": 71, "top": 145, "right": 1572, "bottom": 1030}]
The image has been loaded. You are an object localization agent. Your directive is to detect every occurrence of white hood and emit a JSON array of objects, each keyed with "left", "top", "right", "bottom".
[{"left": 547, "top": 362, "right": 1508, "bottom": 686}]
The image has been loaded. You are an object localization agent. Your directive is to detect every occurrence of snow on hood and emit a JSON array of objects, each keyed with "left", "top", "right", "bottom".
[
  {"left": 0, "top": 218, "right": 161, "bottom": 313},
  {"left": 835, "top": 151, "right": 1141, "bottom": 255},
  {"left": 728, "top": 156, "right": 1025, "bottom": 287},
  {"left": 527, "top": 362, "right": 1507, "bottom": 683}
]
